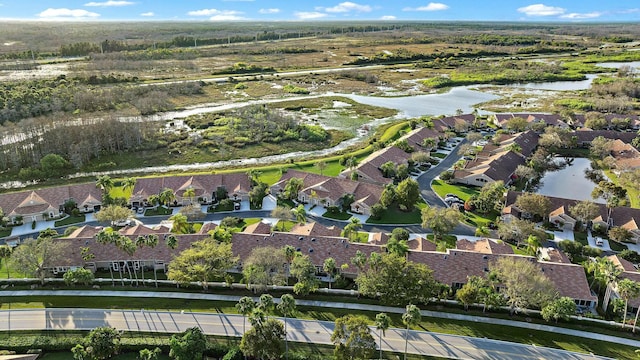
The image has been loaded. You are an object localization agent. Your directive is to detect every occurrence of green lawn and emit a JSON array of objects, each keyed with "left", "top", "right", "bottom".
[
  {"left": 273, "top": 220, "right": 296, "bottom": 232},
  {"left": 42, "top": 352, "right": 171, "bottom": 360},
  {"left": 609, "top": 240, "right": 628, "bottom": 252},
  {"left": 431, "top": 180, "right": 479, "bottom": 202},
  {"left": 0, "top": 227, "right": 11, "bottom": 238},
  {"left": 322, "top": 210, "right": 353, "bottom": 220},
  {"left": 574, "top": 231, "right": 588, "bottom": 246},
  {"left": 144, "top": 207, "right": 173, "bottom": 216},
  {"left": 431, "top": 152, "right": 446, "bottom": 159},
  {"left": 367, "top": 202, "right": 425, "bottom": 224},
  {"left": 605, "top": 170, "right": 639, "bottom": 208},
  {"left": 54, "top": 214, "right": 86, "bottom": 227}
]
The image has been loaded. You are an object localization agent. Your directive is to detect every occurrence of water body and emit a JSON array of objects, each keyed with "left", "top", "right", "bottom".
[
  {"left": 536, "top": 157, "right": 605, "bottom": 203},
  {"left": 506, "top": 74, "right": 598, "bottom": 91},
  {"left": 596, "top": 61, "right": 640, "bottom": 70},
  {"left": 337, "top": 87, "right": 499, "bottom": 118}
]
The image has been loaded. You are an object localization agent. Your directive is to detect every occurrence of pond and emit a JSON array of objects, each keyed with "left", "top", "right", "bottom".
[
  {"left": 536, "top": 157, "right": 605, "bottom": 203},
  {"left": 596, "top": 61, "right": 640, "bottom": 71}
]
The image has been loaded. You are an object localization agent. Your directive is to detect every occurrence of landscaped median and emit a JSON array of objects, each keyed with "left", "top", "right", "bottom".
[{"left": 0, "top": 288, "right": 637, "bottom": 359}]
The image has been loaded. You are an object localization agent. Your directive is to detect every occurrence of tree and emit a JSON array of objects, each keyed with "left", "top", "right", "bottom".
[
  {"left": 356, "top": 253, "right": 437, "bottom": 306},
  {"left": 497, "top": 218, "right": 546, "bottom": 248},
  {"left": 422, "top": 137, "right": 437, "bottom": 150},
  {"left": 10, "top": 237, "right": 69, "bottom": 284},
  {"left": 316, "top": 161, "right": 327, "bottom": 175},
  {"left": 411, "top": 151, "right": 431, "bottom": 165},
  {"left": 466, "top": 132, "right": 483, "bottom": 144},
  {"left": 282, "top": 177, "right": 304, "bottom": 201},
  {"left": 271, "top": 206, "right": 293, "bottom": 231},
  {"left": 169, "top": 213, "right": 190, "bottom": 234},
  {"left": 386, "top": 237, "right": 409, "bottom": 258},
  {"left": 375, "top": 313, "right": 391, "bottom": 360},
  {"left": 456, "top": 277, "right": 481, "bottom": 311},
  {"left": 609, "top": 226, "right": 633, "bottom": 244},
  {"left": 331, "top": 315, "right": 376, "bottom": 360},
  {"left": 380, "top": 161, "right": 397, "bottom": 178},
  {"left": 290, "top": 253, "right": 319, "bottom": 295},
  {"left": 139, "top": 347, "right": 162, "bottom": 360},
  {"left": 569, "top": 201, "right": 600, "bottom": 230},
  {"left": 63, "top": 267, "right": 94, "bottom": 286},
  {"left": 379, "top": 184, "right": 396, "bottom": 208},
  {"left": 475, "top": 226, "right": 490, "bottom": 238},
  {"left": 166, "top": 234, "right": 178, "bottom": 249},
  {"left": 402, "top": 305, "right": 421, "bottom": 360},
  {"left": 323, "top": 257, "right": 338, "bottom": 289},
  {"left": 167, "top": 239, "right": 237, "bottom": 290},
  {"left": 183, "top": 187, "right": 196, "bottom": 205},
  {"left": 472, "top": 181, "right": 504, "bottom": 214},
  {"left": 94, "top": 204, "right": 134, "bottom": 225},
  {"left": 592, "top": 181, "right": 627, "bottom": 220},
  {"left": 342, "top": 217, "right": 363, "bottom": 241},
  {"left": 421, "top": 207, "right": 464, "bottom": 242},
  {"left": 122, "top": 177, "right": 136, "bottom": 192},
  {"left": 584, "top": 115, "right": 608, "bottom": 130},
  {"left": 490, "top": 257, "right": 557, "bottom": 314},
  {"left": 457, "top": 143, "right": 476, "bottom": 157},
  {"left": 158, "top": 188, "right": 176, "bottom": 207},
  {"left": 505, "top": 117, "right": 528, "bottom": 132},
  {"left": 514, "top": 193, "right": 551, "bottom": 221},
  {"left": 351, "top": 250, "right": 368, "bottom": 272},
  {"left": 169, "top": 327, "right": 207, "bottom": 360},
  {"left": 0, "top": 245, "right": 11, "bottom": 279},
  {"left": 395, "top": 178, "right": 420, "bottom": 211},
  {"left": 72, "top": 326, "right": 121, "bottom": 360},
  {"left": 617, "top": 278, "right": 640, "bottom": 328},
  {"left": 95, "top": 175, "right": 114, "bottom": 195},
  {"left": 541, "top": 297, "right": 577, "bottom": 323},
  {"left": 514, "top": 165, "right": 537, "bottom": 190},
  {"left": 242, "top": 246, "right": 287, "bottom": 292},
  {"left": 277, "top": 294, "right": 296, "bottom": 360},
  {"left": 291, "top": 204, "right": 307, "bottom": 224},
  {"left": 240, "top": 311, "right": 285, "bottom": 360},
  {"left": 40, "top": 153, "right": 69, "bottom": 177},
  {"left": 590, "top": 136, "right": 614, "bottom": 158},
  {"left": 236, "top": 296, "right": 256, "bottom": 336},
  {"left": 248, "top": 182, "right": 268, "bottom": 209},
  {"left": 258, "top": 293, "right": 275, "bottom": 318}
]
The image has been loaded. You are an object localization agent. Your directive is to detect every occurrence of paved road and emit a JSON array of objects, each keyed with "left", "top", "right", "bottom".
[{"left": 0, "top": 308, "right": 610, "bottom": 360}]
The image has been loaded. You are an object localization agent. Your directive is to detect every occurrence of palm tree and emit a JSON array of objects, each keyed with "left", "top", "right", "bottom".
[
  {"left": 123, "top": 177, "right": 136, "bottom": 193},
  {"left": 258, "top": 294, "right": 274, "bottom": 318},
  {"left": 284, "top": 245, "right": 296, "bottom": 283},
  {"left": 147, "top": 194, "right": 160, "bottom": 209},
  {"left": 526, "top": 235, "right": 541, "bottom": 256},
  {"left": 291, "top": 204, "right": 307, "bottom": 225},
  {"left": 475, "top": 226, "right": 490, "bottom": 238},
  {"left": 277, "top": 294, "right": 296, "bottom": 360},
  {"left": 315, "top": 161, "right": 327, "bottom": 175},
  {"left": 158, "top": 188, "right": 176, "bottom": 207},
  {"left": 183, "top": 187, "right": 196, "bottom": 205},
  {"left": 617, "top": 278, "right": 640, "bottom": 329},
  {"left": 323, "top": 257, "right": 338, "bottom": 289},
  {"left": 0, "top": 245, "right": 11, "bottom": 279},
  {"left": 342, "top": 217, "right": 363, "bottom": 241},
  {"left": 351, "top": 250, "right": 367, "bottom": 273},
  {"left": 375, "top": 313, "right": 391, "bottom": 360},
  {"left": 386, "top": 238, "right": 409, "bottom": 258},
  {"left": 169, "top": 213, "right": 189, "bottom": 234},
  {"left": 96, "top": 175, "right": 113, "bottom": 195},
  {"left": 271, "top": 206, "right": 292, "bottom": 231},
  {"left": 402, "top": 304, "right": 421, "bottom": 360},
  {"left": 246, "top": 169, "right": 261, "bottom": 186},
  {"left": 235, "top": 296, "right": 255, "bottom": 336}
]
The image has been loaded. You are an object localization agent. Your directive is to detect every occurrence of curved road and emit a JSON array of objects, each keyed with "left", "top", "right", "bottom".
[{"left": 0, "top": 308, "right": 609, "bottom": 360}]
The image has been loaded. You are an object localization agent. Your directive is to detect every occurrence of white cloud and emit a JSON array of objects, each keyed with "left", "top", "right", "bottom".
[
  {"left": 403, "top": 3, "right": 449, "bottom": 11},
  {"left": 210, "top": 14, "right": 246, "bottom": 20},
  {"left": 517, "top": 4, "right": 565, "bottom": 16},
  {"left": 294, "top": 11, "right": 327, "bottom": 20},
  {"left": 259, "top": 8, "right": 280, "bottom": 14},
  {"left": 188, "top": 9, "right": 242, "bottom": 16},
  {"left": 140, "top": 12, "right": 154, "bottom": 17},
  {"left": 381, "top": 15, "right": 396, "bottom": 20},
  {"left": 324, "top": 2, "right": 372, "bottom": 13},
  {"left": 560, "top": 12, "right": 601, "bottom": 19},
  {"left": 38, "top": 8, "right": 100, "bottom": 19},
  {"left": 84, "top": 1, "right": 133, "bottom": 7}
]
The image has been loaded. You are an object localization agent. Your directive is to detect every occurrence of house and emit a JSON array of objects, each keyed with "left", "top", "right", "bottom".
[
  {"left": 129, "top": 174, "right": 251, "bottom": 207},
  {"left": 609, "top": 139, "right": 640, "bottom": 170},
  {"left": 456, "top": 238, "right": 514, "bottom": 255},
  {"left": 573, "top": 130, "right": 636, "bottom": 147},
  {"left": 272, "top": 170, "right": 384, "bottom": 216},
  {"left": 290, "top": 222, "right": 342, "bottom": 238},
  {"left": 491, "top": 113, "right": 568, "bottom": 129},
  {"left": 340, "top": 146, "right": 412, "bottom": 185},
  {"left": 399, "top": 126, "right": 442, "bottom": 152},
  {"left": 602, "top": 255, "right": 640, "bottom": 314},
  {"left": 604, "top": 114, "right": 640, "bottom": 130},
  {"left": 502, "top": 191, "right": 609, "bottom": 230},
  {"left": 453, "top": 150, "right": 525, "bottom": 186},
  {"left": 0, "top": 183, "right": 103, "bottom": 224}
]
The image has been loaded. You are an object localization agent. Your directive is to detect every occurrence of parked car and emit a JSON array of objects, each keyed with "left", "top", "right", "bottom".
[
  {"left": 112, "top": 219, "right": 131, "bottom": 227},
  {"left": 595, "top": 238, "right": 604, "bottom": 246},
  {"left": 445, "top": 193, "right": 460, "bottom": 199}
]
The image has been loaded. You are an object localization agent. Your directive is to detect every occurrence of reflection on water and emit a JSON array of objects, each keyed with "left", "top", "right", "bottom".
[{"left": 536, "top": 157, "right": 605, "bottom": 203}]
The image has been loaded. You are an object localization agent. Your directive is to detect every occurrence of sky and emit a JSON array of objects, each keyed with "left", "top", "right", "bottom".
[{"left": 0, "top": 1, "right": 638, "bottom": 22}]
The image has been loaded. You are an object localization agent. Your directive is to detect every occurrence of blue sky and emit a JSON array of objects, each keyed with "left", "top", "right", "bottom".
[{"left": 0, "top": 1, "right": 638, "bottom": 21}]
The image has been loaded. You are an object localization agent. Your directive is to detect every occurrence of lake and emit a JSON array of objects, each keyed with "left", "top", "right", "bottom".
[{"left": 536, "top": 157, "right": 605, "bottom": 203}]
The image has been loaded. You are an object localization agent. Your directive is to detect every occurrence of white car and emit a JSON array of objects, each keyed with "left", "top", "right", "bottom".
[
  {"left": 112, "top": 219, "right": 131, "bottom": 227},
  {"left": 595, "top": 238, "right": 604, "bottom": 246}
]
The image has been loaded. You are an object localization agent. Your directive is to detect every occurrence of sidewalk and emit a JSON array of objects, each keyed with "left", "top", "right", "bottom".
[{"left": 4, "top": 289, "right": 640, "bottom": 348}]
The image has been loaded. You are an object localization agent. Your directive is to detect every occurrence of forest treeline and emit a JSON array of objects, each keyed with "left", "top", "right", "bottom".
[{"left": 0, "top": 76, "right": 203, "bottom": 124}]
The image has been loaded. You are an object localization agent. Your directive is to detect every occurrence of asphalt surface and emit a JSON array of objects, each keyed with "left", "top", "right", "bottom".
[{"left": 0, "top": 308, "right": 611, "bottom": 360}]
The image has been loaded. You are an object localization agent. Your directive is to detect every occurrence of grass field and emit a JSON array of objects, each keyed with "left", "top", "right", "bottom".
[
  {"left": 367, "top": 202, "right": 426, "bottom": 224},
  {"left": 53, "top": 214, "right": 86, "bottom": 227}
]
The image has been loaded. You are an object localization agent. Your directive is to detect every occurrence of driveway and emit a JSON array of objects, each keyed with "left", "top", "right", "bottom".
[{"left": 416, "top": 138, "right": 467, "bottom": 208}]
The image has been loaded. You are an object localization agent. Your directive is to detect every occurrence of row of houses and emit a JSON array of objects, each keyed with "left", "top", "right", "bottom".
[
  {"left": 490, "top": 113, "right": 640, "bottom": 131},
  {"left": 503, "top": 190, "right": 640, "bottom": 243},
  {"left": 53, "top": 220, "right": 598, "bottom": 309}
]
